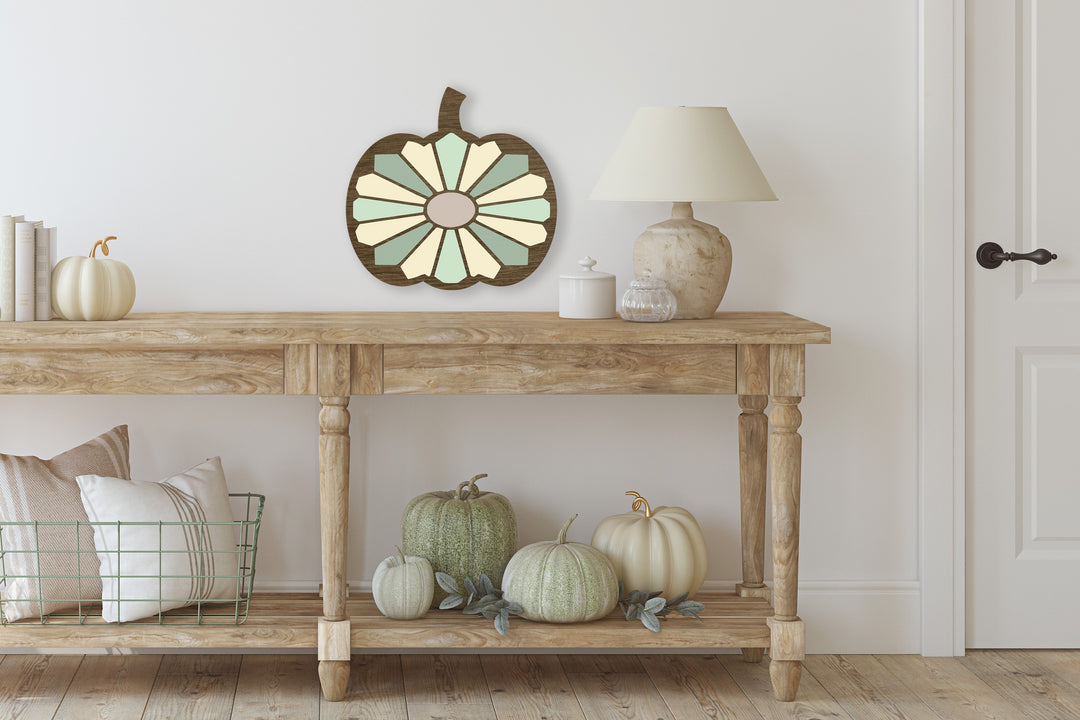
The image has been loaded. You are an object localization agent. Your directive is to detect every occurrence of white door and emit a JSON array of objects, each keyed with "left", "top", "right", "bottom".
[{"left": 968, "top": 0, "right": 1080, "bottom": 647}]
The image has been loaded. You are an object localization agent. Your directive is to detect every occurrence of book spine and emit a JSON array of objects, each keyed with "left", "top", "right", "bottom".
[
  {"left": 35, "top": 226, "right": 56, "bottom": 320},
  {"left": 0, "top": 215, "right": 22, "bottom": 321},
  {"left": 13, "top": 220, "right": 41, "bottom": 321}
]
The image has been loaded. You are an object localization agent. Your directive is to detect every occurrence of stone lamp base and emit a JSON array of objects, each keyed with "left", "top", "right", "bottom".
[{"left": 632, "top": 202, "right": 732, "bottom": 319}]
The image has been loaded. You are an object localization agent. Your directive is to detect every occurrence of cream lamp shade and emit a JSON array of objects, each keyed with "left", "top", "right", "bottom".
[{"left": 592, "top": 106, "right": 775, "bottom": 318}]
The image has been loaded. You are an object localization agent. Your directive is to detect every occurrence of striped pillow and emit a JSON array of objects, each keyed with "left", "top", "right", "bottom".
[
  {"left": 76, "top": 456, "right": 238, "bottom": 622},
  {"left": 0, "top": 425, "right": 131, "bottom": 622}
]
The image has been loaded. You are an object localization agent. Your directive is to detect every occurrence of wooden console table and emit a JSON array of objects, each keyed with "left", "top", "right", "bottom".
[{"left": 0, "top": 311, "right": 829, "bottom": 702}]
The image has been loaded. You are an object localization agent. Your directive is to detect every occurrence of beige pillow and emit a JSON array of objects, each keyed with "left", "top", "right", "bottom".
[
  {"left": 78, "top": 457, "right": 239, "bottom": 623},
  {"left": 0, "top": 425, "right": 131, "bottom": 621}
]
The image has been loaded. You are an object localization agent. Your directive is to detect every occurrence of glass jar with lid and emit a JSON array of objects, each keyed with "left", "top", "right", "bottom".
[{"left": 619, "top": 271, "right": 677, "bottom": 322}]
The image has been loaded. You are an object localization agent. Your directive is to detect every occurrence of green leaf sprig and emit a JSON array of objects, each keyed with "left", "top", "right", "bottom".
[
  {"left": 436, "top": 572, "right": 523, "bottom": 636},
  {"left": 618, "top": 582, "right": 707, "bottom": 632}
]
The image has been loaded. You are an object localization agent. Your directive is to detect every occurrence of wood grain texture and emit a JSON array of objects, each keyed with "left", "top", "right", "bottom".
[
  {"left": 318, "top": 344, "right": 352, "bottom": 396},
  {"left": 319, "top": 392, "right": 352, "bottom": 701},
  {"left": 142, "top": 655, "right": 241, "bottom": 720},
  {"left": 284, "top": 343, "right": 318, "bottom": 395},
  {"left": 0, "top": 347, "right": 283, "bottom": 394},
  {"left": 739, "top": 394, "right": 769, "bottom": 592},
  {"left": 53, "top": 654, "right": 161, "bottom": 720},
  {"left": 767, "top": 618, "right": 805, "bottom": 662},
  {"left": 876, "top": 654, "right": 1021, "bottom": 720},
  {"left": 960, "top": 650, "right": 1080, "bottom": 720},
  {"left": 557, "top": 655, "right": 645, "bottom": 674},
  {"left": 481, "top": 654, "right": 587, "bottom": 720},
  {"left": 232, "top": 655, "right": 320, "bottom": 720},
  {"left": 0, "top": 312, "right": 831, "bottom": 347},
  {"left": 802, "top": 655, "right": 940, "bottom": 720},
  {"left": 319, "top": 618, "right": 351, "bottom": 662},
  {"left": 404, "top": 655, "right": 498, "bottom": 720},
  {"left": 738, "top": 344, "right": 771, "bottom": 395},
  {"left": 384, "top": 344, "right": 736, "bottom": 394},
  {"left": 0, "top": 654, "right": 82, "bottom": 720},
  {"left": 565, "top": 671, "right": 674, "bottom": 720},
  {"left": 321, "top": 655, "right": 407, "bottom": 720},
  {"left": 770, "top": 344, "right": 806, "bottom": 397},
  {"left": 718, "top": 653, "right": 853, "bottom": 720},
  {"left": 1028, "top": 650, "right": 1080, "bottom": 694},
  {"left": 639, "top": 654, "right": 764, "bottom": 720},
  {"left": 351, "top": 344, "right": 384, "bottom": 395}
]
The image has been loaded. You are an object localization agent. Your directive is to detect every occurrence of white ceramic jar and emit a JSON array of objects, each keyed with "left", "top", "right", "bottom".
[{"left": 559, "top": 257, "right": 616, "bottom": 319}]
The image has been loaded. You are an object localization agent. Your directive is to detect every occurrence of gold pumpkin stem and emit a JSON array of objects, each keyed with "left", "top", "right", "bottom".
[
  {"left": 90, "top": 236, "right": 116, "bottom": 258},
  {"left": 456, "top": 473, "right": 487, "bottom": 500},
  {"left": 556, "top": 513, "right": 578, "bottom": 544},
  {"left": 626, "top": 491, "right": 653, "bottom": 518}
]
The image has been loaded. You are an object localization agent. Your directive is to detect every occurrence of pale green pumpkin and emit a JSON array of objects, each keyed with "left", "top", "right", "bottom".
[
  {"left": 502, "top": 514, "right": 619, "bottom": 623},
  {"left": 401, "top": 473, "right": 517, "bottom": 601},
  {"left": 372, "top": 548, "right": 434, "bottom": 620}
]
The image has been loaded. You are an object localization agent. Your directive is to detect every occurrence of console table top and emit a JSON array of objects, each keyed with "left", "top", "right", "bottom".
[{"left": 0, "top": 311, "right": 830, "bottom": 347}]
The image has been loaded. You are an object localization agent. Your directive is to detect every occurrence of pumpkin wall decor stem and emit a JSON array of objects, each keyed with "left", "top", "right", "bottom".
[
  {"left": 626, "top": 491, "right": 653, "bottom": 518},
  {"left": 90, "top": 236, "right": 117, "bottom": 258},
  {"left": 437, "top": 87, "right": 467, "bottom": 133},
  {"left": 455, "top": 473, "right": 487, "bottom": 500},
  {"left": 556, "top": 514, "right": 578, "bottom": 544}
]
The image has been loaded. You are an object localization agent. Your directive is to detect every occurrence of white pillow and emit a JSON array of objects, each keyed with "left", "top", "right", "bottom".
[{"left": 76, "top": 457, "right": 240, "bottom": 623}]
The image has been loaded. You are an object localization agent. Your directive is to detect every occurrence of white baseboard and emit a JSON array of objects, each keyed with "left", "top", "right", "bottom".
[{"left": 255, "top": 578, "right": 921, "bottom": 655}]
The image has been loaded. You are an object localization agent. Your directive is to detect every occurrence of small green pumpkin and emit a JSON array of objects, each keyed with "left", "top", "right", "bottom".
[
  {"left": 502, "top": 514, "right": 619, "bottom": 623},
  {"left": 372, "top": 547, "right": 434, "bottom": 620},
  {"left": 402, "top": 473, "right": 517, "bottom": 601}
]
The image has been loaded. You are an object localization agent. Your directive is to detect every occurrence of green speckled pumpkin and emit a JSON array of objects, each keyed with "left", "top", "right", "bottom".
[
  {"left": 502, "top": 514, "right": 619, "bottom": 623},
  {"left": 401, "top": 473, "right": 517, "bottom": 601}
]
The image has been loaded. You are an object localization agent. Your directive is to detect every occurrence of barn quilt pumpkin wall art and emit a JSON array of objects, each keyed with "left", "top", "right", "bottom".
[{"left": 345, "top": 87, "right": 558, "bottom": 289}]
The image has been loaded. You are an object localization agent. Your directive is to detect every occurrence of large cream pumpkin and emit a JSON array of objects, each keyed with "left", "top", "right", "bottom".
[
  {"left": 51, "top": 237, "right": 136, "bottom": 321},
  {"left": 591, "top": 491, "right": 708, "bottom": 600}
]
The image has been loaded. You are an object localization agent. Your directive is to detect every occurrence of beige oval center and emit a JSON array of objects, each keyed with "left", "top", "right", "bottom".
[{"left": 426, "top": 192, "right": 477, "bottom": 229}]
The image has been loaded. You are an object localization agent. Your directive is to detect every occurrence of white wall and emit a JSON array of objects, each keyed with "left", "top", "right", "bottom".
[{"left": 0, "top": 0, "right": 920, "bottom": 652}]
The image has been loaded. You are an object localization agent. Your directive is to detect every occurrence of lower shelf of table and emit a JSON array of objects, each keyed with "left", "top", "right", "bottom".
[{"left": 0, "top": 591, "right": 774, "bottom": 650}]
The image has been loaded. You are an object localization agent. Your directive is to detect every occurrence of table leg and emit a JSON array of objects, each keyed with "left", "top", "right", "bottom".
[
  {"left": 736, "top": 393, "right": 769, "bottom": 663},
  {"left": 768, "top": 395, "right": 804, "bottom": 701},
  {"left": 318, "top": 395, "right": 351, "bottom": 701}
]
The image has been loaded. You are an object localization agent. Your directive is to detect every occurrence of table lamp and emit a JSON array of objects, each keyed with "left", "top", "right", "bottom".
[{"left": 591, "top": 107, "right": 776, "bottom": 318}]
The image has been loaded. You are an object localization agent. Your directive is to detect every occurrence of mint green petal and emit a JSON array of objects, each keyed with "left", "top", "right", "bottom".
[
  {"left": 353, "top": 197, "right": 425, "bottom": 222},
  {"left": 469, "top": 223, "right": 529, "bottom": 266},
  {"left": 374, "top": 154, "right": 435, "bottom": 197},
  {"left": 468, "top": 154, "right": 529, "bottom": 197},
  {"left": 374, "top": 222, "right": 434, "bottom": 265},
  {"left": 476, "top": 198, "right": 550, "bottom": 222},
  {"left": 434, "top": 230, "right": 467, "bottom": 284},
  {"left": 435, "top": 133, "right": 468, "bottom": 191}
]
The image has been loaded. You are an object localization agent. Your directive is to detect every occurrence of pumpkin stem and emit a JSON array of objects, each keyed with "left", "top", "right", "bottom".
[
  {"left": 90, "top": 236, "right": 116, "bottom": 258},
  {"left": 395, "top": 545, "right": 406, "bottom": 566},
  {"left": 626, "top": 491, "right": 653, "bottom": 518},
  {"left": 439, "top": 87, "right": 467, "bottom": 133},
  {"left": 456, "top": 473, "right": 487, "bottom": 500},
  {"left": 556, "top": 513, "right": 578, "bottom": 544}
]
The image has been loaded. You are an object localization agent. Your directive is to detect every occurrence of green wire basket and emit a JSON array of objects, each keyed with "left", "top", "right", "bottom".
[{"left": 0, "top": 493, "right": 264, "bottom": 626}]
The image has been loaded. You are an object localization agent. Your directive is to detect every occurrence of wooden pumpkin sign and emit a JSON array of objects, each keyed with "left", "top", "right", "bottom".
[{"left": 345, "top": 87, "right": 557, "bottom": 289}]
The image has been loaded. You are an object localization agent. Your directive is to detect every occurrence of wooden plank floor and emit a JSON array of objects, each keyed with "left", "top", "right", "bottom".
[{"left": 0, "top": 651, "right": 1077, "bottom": 719}]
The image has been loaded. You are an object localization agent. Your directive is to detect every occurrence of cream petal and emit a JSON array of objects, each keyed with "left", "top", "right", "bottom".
[
  {"left": 458, "top": 141, "right": 501, "bottom": 194},
  {"left": 474, "top": 174, "right": 547, "bottom": 205},
  {"left": 401, "top": 141, "right": 445, "bottom": 192},
  {"left": 354, "top": 215, "right": 426, "bottom": 247},
  {"left": 473, "top": 215, "right": 549, "bottom": 247},
  {"left": 354, "top": 173, "right": 428, "bottom": 204},
  {"left": 458, "top": 227, "right": 500, "bottom": 278},
  {"left": 400, "top": 227, "right": 444, "bottom": 279}
]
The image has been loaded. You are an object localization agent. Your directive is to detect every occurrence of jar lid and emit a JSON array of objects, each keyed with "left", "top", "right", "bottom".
[
  {"left": 627, "top": 270, "right": 670, "bottom": 291},
  {"left": 560, "top": 256, "right": 614, "bottom": 280}
]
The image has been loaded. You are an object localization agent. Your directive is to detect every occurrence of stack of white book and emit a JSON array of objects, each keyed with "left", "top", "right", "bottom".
[{"left": 0, "top": 214, "right": 57, "bottom": 321}]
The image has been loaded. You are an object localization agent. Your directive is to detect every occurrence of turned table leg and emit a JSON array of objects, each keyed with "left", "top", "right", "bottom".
[
  {"left": 768, "top": 394, "right": 804, "bottom": 701},
  {"left": 318, "top": 394, "right": 351, "bottom": 701},
  {"left": 736, "top": 393, "right": 769, "bottom": 663}
]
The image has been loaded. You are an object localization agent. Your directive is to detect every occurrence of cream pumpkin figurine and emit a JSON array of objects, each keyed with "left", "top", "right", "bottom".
[
  {"left": 51, "top": 236, "right": 136, "bottom": 321},
  {"left": 591, "top": 491, "right": 708, "bottom": 600},
  {"left": 372, "top": 547, "right": 435, "bottom": 620}
]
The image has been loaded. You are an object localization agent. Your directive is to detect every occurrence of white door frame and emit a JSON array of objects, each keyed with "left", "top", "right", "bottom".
[{"left": 918, "top": 0, "right": 966, "bottom": 656}]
